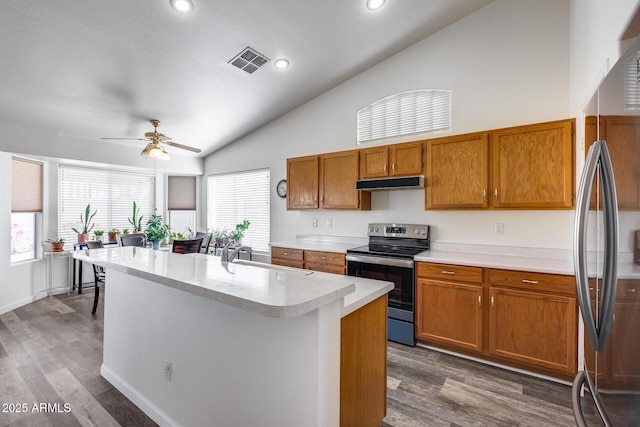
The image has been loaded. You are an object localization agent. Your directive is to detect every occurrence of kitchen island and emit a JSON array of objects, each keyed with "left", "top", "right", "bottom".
[{"left": 74, "top": 247, "right": 392, "bottom": 427}]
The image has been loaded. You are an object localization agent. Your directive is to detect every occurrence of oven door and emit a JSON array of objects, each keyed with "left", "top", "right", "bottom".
[{"left": 346, "top": 253, "right": 415, "bottom": 345}]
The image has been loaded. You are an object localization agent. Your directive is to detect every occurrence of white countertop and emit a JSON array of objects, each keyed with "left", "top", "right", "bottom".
[
  {"left": 74, "top": 247, "right": 392, "bottom": 318},
  {"left": 414, "top": 249, "right": 575, "bottom": 275}
]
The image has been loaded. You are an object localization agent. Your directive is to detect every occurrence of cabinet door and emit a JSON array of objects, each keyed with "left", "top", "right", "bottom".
[
  {"left": 426, "top": 133, "right": 489, "bottom": 209},
  {"left": 489, "top": 287, "right": 576, "bottom": 374},
  {"left": 304, "top": 250, "right": 345, "bottom": 275},
  {"left": 601, "top": 116, "right": 640, "bottom": 209},
  {"left": 609, "top": 300, "right": 640, "bottom": 385},
  {"left": 359, "top": 146, "right": 389, "bottom": 179},
  {"left": 416, "top": 279, "right": 483, "bottom": 353},
  {"left": 492, "top": 120, "right": 574, "bottom": 209},
  {"left": 320, "top": 150, "right": 370, "bottom": 210},
  {"left": 287, "top": 155, "right": 319, "bottom": 209},
  {"left": 389, "top": 142, "right": 423, "bottom": 176}
]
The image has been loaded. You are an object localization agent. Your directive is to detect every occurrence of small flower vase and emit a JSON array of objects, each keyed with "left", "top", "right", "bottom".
[{"left": 151, "top": 240, "right": 160, "bottom": 250}]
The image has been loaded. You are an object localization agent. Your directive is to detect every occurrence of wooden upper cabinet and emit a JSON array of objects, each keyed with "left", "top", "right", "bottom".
[
  {"left": 320, "top": 150, "right": 371, "bottom": 210},
  {"left": 287, "top": 155, "right": 319, "bottom": 210},
  {"left": 492, "top": 119, "right": 575, "bottom": 209},
  {"left": 426, "top": 133, "right": 489, "bottom": 209},
  {"left": 359, "top": 142, "right": 423, "bottom": 179},
  {"left": 359, "top": 146, "right": 389, "bottom": 179}
]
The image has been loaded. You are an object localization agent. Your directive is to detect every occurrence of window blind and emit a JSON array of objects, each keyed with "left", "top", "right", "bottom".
[
  {"left": 207, "top": 169, "right": 270, "bottom": 253},
  {"left": 357, "top": 89, "right": 452, "bottom": 144},
  {"left": 168, "top": 176, "right": 196, "bottom": 210},
  {"left": 58, "top": 165, "right": 156, "bottom": 243},
  {"left": 12, "top": 157, "right": 43, "bottom": 212},
  {"left": 624, "top": 53, "right": 640, "bottom": 110}
]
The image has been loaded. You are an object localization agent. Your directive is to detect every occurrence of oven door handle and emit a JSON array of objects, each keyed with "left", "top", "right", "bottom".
[{"left": 346, "top": 254, "right": 414, "bottom": 268}]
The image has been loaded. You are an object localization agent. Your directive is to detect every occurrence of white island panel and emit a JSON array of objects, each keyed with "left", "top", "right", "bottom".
[{"left": 103, "top": 269, "right": 340, "bottom": 427}]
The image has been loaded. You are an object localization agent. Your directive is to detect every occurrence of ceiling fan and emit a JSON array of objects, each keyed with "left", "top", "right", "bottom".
[{"left": 101, "top": 119, "right": 201, "bottom": 160}]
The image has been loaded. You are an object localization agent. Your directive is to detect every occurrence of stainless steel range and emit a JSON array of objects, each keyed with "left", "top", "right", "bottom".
[{"left": 346, "top": 223, "right": 430, "bottom": 346}]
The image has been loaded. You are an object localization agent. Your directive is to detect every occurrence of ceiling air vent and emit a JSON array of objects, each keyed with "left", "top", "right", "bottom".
[{"left": 229, "top": 47, "right": 269, "bottom": 74}]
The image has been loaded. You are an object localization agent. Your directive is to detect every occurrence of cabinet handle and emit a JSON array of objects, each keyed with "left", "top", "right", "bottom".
[
  {"left": 483, "top": 189, "right": 487, "bottom": 200},
  {"left": 392, "top": 162, "right": 396, "bottom": 173},
  {"left": 441, "top": 270, "right": 455, "bottom": 275},
  {"left": 522, "top": 279, "right": 539, "bottom": 284},
  {"left": 384, "top": 164, "right": 387, "bottom": 173},
  {"left": 494, "top": 188, "right": 499, "bottom": 199},
  {"left": 283, "top": 252, "right": 289, "bottom": 256},
  {"left": 478, "top": 295, "right": 482, "bottom": 308},
  {"left": 589, "top": 287, "right": 594, "bottom": 291},
  {"left": 627, "top": 288, "right": 636, "bottom": 293},
  {"left": 491, "top": 296, "right": 495, "bottom": 308},
  {"left": 321, "top": 256, "right": 326, "bottom": 260}
]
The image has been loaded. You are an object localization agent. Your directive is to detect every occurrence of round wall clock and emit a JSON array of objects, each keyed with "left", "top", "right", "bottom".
[{"left": 276, "top": 179, "right": 287, "bottom": 198}]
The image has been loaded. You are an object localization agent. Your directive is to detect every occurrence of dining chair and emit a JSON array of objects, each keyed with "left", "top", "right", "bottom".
[
  {"left": 119, "top": 234, "right": 146, "bottom": 247},
  {"left": 195, "top": 232, "right": 212, "bottom": 254},
  {"left": 85, "top": 240, "right": 105, "bottom": 315},
  {"left": 172, "top": 237, "right": 203, "bottom": 254}
]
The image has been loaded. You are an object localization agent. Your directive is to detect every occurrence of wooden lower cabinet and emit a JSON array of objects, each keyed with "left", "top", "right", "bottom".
[
  {"left": 488, "top": 287, "right": 576, "bottom": 375},
  {"left": 304, "top": 250, "right": 345, "bottom": 275},
  {"left": 270, "top": 246, "right": 304, "bottom": 269},
  {"left": 416, "top": 278, "right": 483, "bottom": 353},
  {"left": 340, "top": 294, "right": 387, "bottom": 426},
  {"left": 416, "top": 262, "right": 578, "bottom": 379}
]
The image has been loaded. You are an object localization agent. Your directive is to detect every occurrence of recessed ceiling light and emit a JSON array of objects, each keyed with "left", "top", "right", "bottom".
[
  {"left": 274, "top": 58, "right": 290, "bottom": 69},
  {"left": 170, "top": 0, "right": 193, "bottom": 12},
  {"left": 365, "top": 0, "right": 386, "bottom": 10}
]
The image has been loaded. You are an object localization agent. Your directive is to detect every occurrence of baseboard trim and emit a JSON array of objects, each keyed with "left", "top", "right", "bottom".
[
  {"left": 0, "top": 292, "right": 48, "bottom": 315},
  {"left": 101, "top": 364, "right": 180, "bottom": 427}
]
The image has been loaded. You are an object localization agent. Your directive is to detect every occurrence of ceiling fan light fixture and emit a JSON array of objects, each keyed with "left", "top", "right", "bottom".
[
  {"left": 159, "top": 148, "right": 171, "bottom": 161},
  {"left": 170, "top": 0, "right": 193, "bottom": 12},
  {"left": 365, "top": 0, "right": 386, "bottom": 10}
]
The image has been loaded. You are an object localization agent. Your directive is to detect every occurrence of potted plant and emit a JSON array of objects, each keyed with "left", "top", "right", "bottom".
[
  {"left": 46, "top": 238, "right": 65, "bottom": 252},
  {"left": 122, "top": 228, "right": 130, "bottom": 235},
  {"left": 144, "top": 213, "right": 170, "bottom": 250},
  {"left": 71, "top": 204, "right": 97, "bottom": 244},
  {"left": 93, "top": 229, "right": 104, "bottom": 241},
  {"left": 108, "top": 228, "right": 119, "bottom": 242},
  {"left": 128, "top": 201, "right": 144, "bottom": 234},
  {"left": 229, "top": 220, "right": 250, "bottom": 245}
]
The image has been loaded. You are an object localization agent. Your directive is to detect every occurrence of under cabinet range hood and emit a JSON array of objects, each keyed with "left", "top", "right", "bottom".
[{"left": 355, "top": 176, "right": 424, "bottom": 191}]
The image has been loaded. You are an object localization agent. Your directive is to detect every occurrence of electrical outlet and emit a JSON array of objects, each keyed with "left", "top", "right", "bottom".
[
  {"left": 326, "top": 219, "right": 332, "bottom": 228},
  {"left": 163, "top": 360, "right": 172, "bottom": 381},
  {"left": 495, "top": 223, "right": 504, "bottom": 235},
  {"left": 312, "top": 218, "right": 318, "bottom": 228}
]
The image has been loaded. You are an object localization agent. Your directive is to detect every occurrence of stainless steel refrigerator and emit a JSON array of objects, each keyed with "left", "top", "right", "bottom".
[{"left": 572, "top": 37, "right": 640, "bottom": 426}]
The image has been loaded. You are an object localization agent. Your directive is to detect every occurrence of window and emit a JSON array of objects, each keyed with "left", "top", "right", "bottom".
[
  {"left": 11, "top": 157, "right": 42, "bottom": 263},
  {"left": 207, "top": 169, "right": 270, "bottom": 253},
  {"left": 357, "top": 89, "right": 452, "bottom": 144},
  {"left": 168, "top": 176, "right": 197, "bottom": 236},
  {"left": 58, "top": 166, "right": 156, "bottom": 246}
]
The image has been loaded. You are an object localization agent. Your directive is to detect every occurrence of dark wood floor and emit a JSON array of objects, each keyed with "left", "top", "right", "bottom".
[{"left": 0, "top": 290, "right": 578, "bottom": 426}]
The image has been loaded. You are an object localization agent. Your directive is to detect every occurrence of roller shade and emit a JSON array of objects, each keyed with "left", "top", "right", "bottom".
[
  {"left": 12, "top": 157, "right": 43, "bottom": 212},
  {"left": 168, "top": 176, "right": 196, "bottom": 210}
]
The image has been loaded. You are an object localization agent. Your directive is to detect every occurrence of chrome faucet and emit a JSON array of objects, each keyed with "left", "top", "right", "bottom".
[
  {"left": 229, "top": 245, "right": 253, "bottom": 262},
  {"left": 221, "top": 241, "right": 253, "bottom": 262}
]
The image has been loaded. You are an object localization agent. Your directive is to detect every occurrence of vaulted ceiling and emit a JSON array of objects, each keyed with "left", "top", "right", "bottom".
[{"left": 1, "top": 1, "right": 494, "bottom": 158}]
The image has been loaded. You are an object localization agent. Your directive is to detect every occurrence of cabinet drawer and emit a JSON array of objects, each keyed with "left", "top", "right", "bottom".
[
  {"left": 305, "top": 262, "right": 345, "bottom": 275},
  {"left": 304, "top": 250, "right": 345, "bottom": 266},
  {"left": 272, "top": 259, "right": 304, "bottom": 269},
  {"left": 617, "top": 280, "right": 640, "bottom": 301},
  {"left": 490, "top": 269, "right": 575, "bottom": 295},
  {"left": 271, "top": 247, "right": 304, "bottom": 261},
  {"left": 416, "top": 262, "right": 484, "bottom": 284}
]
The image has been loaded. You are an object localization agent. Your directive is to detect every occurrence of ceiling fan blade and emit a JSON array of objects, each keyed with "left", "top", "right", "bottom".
[
  {"left": 100, "top": 137, "right": 147, "bottom": 141},
  {"left": 165, "top": 141, "right": 202, "bottom": 153}
]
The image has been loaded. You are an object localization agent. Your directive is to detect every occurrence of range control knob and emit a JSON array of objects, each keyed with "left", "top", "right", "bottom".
[
  {"left": 421, "top": 229, "right": 427, "bottom": 235},
  {"left": 414, "top": 229, "right": 420, "bottom": 235},
  {"left": 374, "top": 227, "right": 379, "bottom": 232},
  {"left": 369, "top": 227, "right": 374, "bottom": 233}
]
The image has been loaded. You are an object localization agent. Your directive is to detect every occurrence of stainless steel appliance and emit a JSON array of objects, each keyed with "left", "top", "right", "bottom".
[
  {"left": 572, "top": 36, "right": 640, "bottom": 426},
  {"left": 346, "top": 223, "right": 430, "bottom": 346}
]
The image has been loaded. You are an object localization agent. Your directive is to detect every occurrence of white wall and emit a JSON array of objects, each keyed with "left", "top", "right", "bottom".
[{"left": 204, "top": 0, "right": 574, "bottom": 250}]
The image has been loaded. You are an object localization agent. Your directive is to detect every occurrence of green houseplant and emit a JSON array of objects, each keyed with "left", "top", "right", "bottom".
[
  {"left": 108, "top": 228, "right": 119, "bottom": 242},
  {"left": 128, "top": 201, "right": 144, "bottom": 233},
  {"left": 144, "top": 213, "right": 170, "bottom": 250},
  {"left": 45, "top": 238, "right": 65, "bottom": 252},
  {"left": 71, "top": 204, "right": 97, "bottom": 244},
  {"left": 93, "top": 229, "right": 104, "bottom": 241}
]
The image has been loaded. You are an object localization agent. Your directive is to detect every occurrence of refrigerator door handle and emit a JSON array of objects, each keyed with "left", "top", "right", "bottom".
[
  {"left": 597, "top": 141, "right": 618, "bottom": 349},
  {"left": 574, "top": 141, "right": 602, "bottom": 351}
]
